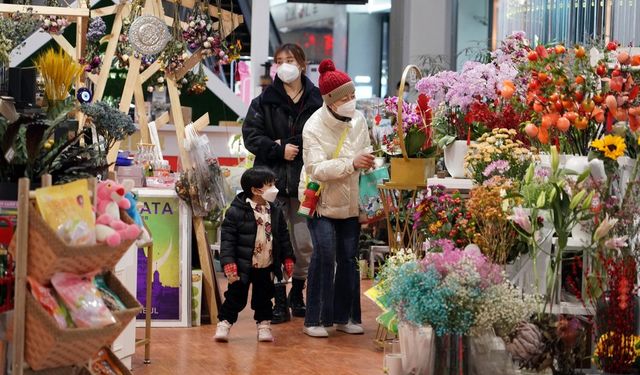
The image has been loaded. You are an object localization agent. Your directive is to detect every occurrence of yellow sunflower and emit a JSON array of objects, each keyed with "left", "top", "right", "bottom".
[{"left": 590, "top": 135, "right": 626, "bottom": 160}]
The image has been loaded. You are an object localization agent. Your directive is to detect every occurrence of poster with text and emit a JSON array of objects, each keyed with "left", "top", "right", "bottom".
[{"left": 136, "top": 196, "right": 181, "bottom": 321}]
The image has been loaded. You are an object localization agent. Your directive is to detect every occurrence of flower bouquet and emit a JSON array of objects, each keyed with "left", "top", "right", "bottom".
[{"left": 464, "top": 127, "right": 535, "bottom": 184}]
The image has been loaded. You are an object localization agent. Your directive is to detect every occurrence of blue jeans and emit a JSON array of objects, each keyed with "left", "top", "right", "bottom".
[{"left": 304, "top": 216, "right": 361, "bottom": 327}]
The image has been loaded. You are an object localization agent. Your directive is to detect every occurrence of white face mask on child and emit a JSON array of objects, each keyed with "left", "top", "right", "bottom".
[{"left": 261, "top": 186, "right": 279, "bottom": 202}]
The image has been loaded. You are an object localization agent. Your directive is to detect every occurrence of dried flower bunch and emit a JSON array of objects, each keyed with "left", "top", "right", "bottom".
[
  {"left": 81, "top": 17, "right": 106, "bottom": 74},
  {"left": 34, "top": 48, "right": 83, "bottom": 102},
  {"left": 466, "top": 176, "right": 523, "bottom": 264}
]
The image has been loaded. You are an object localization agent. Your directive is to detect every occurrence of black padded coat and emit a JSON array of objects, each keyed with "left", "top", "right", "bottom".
[
  {"left": 242, "top": 75, "right": 323, "bottom": 197},
  {"left": 219, "top": 193, "right": 295, "bottom": 283}
]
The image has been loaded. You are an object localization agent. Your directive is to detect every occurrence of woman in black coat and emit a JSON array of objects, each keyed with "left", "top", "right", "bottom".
[{"left": 242, "top": 43, "right": 322, "bottom": 322}]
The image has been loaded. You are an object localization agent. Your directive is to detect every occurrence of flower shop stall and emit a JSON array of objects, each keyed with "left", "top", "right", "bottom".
[{"left": 372, "top": 32, "right": 640, "bottom": 375}]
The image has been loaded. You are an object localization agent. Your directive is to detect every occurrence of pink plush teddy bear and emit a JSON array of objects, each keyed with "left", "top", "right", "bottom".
[{"left": 95, "top": 180, "right": 141, "bottom": 247}]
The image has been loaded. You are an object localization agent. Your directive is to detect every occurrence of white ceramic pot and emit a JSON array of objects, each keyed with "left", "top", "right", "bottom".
[{"left": 444, "top": 140, "right": 471, "bottom": 178}]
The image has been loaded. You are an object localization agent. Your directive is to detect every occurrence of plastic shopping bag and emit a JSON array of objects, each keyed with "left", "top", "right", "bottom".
[{"left": 359, "top": 166, "right": 389, "bottom": 223}]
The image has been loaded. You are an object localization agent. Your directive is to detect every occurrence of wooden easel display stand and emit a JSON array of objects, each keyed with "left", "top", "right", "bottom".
[
  {"left": 100, "top": 0, "right": 243, "bottom": 324},
  {"left": 10, "top": 176, "right": 141, "bottom": 375}
]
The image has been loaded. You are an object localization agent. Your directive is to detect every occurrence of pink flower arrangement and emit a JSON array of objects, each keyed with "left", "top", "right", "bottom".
[{"left": 422, "top": 244, "right": 503, "bottom": 289}]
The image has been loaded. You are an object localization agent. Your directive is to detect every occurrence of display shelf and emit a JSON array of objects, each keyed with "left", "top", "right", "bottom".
[
  {"left": 10, "top": 177, "right": 142, "bottom": 374},
  {"left": 425, "top": 177, "right": 474, "bottom": 191}
]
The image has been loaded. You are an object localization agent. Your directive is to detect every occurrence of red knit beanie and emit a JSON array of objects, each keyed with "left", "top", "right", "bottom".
[{"left": 318, "top": 59, "right": 355, "bottom": 105}]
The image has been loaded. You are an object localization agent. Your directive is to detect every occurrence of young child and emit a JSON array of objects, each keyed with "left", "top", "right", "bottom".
[{"left": 214, "top": 167, "right": 295, "bottom": 342}]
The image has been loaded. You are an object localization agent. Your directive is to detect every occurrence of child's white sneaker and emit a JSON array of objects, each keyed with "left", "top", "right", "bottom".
[
  {"left": 214, "top": 320, "right": 232, "bottom": 342},
  {"left": 257, "top": 321, "right": 274, "bottom": 342},
  {"left": 303, "top": 326, "right": 329, "bottom": 338},
  {"left": 336, "top": 322, "right": 364, "bottom": 335}
]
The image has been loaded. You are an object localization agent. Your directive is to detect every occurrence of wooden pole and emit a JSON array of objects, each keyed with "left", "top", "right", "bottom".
[
  {"left": 10, "top": 178, "right": 30, "bottom": 375},
  {"left": 92, "top": 2, "right": 129, "bottom": 103}
]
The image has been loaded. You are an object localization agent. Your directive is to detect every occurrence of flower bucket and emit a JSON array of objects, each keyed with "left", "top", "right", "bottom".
[
  {"left": 398, "top": 322, "right": 435, "bottom": 375},
  {"left": 387, "top": 65, "right": 435, "bottom": 187},
  {"left": 444, "top": 140, "right": 470, "bottom": 178},
  {"left": 389, "top": 157, "right": 435, "bottom": 186}
]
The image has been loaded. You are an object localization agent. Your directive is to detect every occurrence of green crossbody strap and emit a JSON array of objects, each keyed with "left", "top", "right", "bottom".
[{"left": 306, "top": 127, "right": 350, "bottom": 195}]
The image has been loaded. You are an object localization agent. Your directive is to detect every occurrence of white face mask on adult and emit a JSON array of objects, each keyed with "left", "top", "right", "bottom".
[
  {"left": 334, "top": 99, "right": 357, "bottom": 119},
  {"left": 276, "top": 63, "right": 300, "bottom": 84},
  {"left": 261, "top": 186, "right": 279, "bottom": 202}
]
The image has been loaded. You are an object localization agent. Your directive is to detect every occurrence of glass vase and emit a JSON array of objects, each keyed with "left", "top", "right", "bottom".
[{"left": 434, "top": 334, "right": 468, "bottom": 375}]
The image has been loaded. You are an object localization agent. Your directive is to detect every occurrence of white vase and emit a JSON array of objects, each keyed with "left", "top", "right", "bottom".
[
  {"left": 563, "top": 155, "right": 606, "bottom": 180},
  {"left": 398, "top": 322, "right": 436, "bottom": 375},
  {"left": 444, "top": 140, "right": 471, "bottom": 178},
  {"left": 570, "top": 221, "right": 592, "bottom": 246},
  {"left": 618, "top": 156, "right": 636, "bottom": 196}
]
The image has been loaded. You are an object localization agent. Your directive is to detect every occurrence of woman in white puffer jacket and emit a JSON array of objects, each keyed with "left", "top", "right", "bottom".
[{"left": 298, "top": 60, "right": 373, "bottom": 338}]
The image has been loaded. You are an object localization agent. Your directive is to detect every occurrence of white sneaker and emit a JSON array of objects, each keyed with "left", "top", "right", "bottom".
[
  {"left": 257, "top": 321, "right": 274, "bottom": 342},
  {"left": 303, "top": 326, "right": 329, "bottom": 338},
  {"left": 336, "top": 322, "right": 364, "bottom": 335},
  {"left": 214, "top": 320, "right": 232, "bottom": 342}
]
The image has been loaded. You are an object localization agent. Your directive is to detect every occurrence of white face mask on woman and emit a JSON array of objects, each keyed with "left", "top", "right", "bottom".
[
  {"left": 276, "top": 63, "right": 300, "bottom": 84},
  {"left": 334, "top": 99, "right": 357, "bottom": 119},
  {"left": 260, "top": 186, "right": 279, "bottom": 202}
]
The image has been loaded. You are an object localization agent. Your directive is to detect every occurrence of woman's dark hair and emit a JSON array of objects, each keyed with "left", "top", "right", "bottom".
[
  {"left": 241, "top": 167, "right": 276, "bottom": 198},
  {"left": 274, "top": 43, "right": 307, "bottom": 72}
]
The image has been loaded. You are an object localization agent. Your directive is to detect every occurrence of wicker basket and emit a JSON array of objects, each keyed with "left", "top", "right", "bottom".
[
  {"left": 9, "top": 204, "right": 135, "bottom": 284},
  {"left": 25, "top": 293, "right": 123, "bottom": 371},
  {"left": 387, "top": 65, "right": 436, "bottom": 188},
  {"left": 104, "top": 272, "right": 142, "bottom": 331}
]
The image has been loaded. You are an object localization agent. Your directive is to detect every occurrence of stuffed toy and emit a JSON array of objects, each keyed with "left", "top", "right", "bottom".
[
  {"left": 95, "top": 180, "right": 141, "bottom": 247},
  {"left": 121, "top": 179, "right": 152, "bottom": 246}
]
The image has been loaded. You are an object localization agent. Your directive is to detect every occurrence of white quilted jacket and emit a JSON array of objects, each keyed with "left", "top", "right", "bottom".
[{"left": 298, "top": 105, "right": 371, "bottom": 219}]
